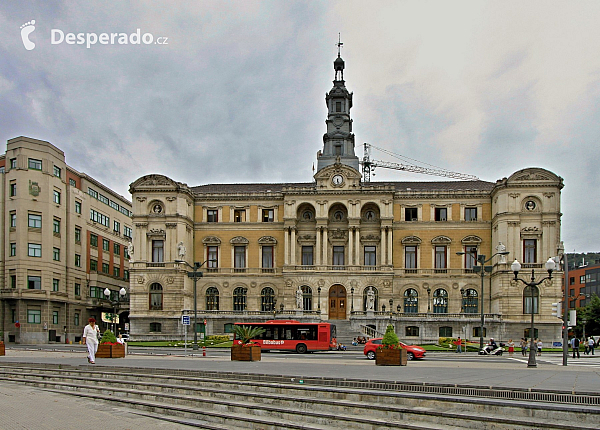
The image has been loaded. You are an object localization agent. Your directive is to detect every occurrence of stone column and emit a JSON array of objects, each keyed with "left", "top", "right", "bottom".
[
  {"left": 323, "top": 228, "right": 328, "bottom": 266},
  {"left": 316, "top": 227, "right": 321, "bottom": 266},
  {"left": 387, "top": 227, "right": 393, "bottom": 266},
  {"left": 284, "top": 227, "right": 289, "bottom": 265},
  {"left": 290, "top": 228, "right": 296, "bottom": 266},
  {"left": 348, "top": 227, "right": 354, "bottom": 266},
  {"left": 381, "top": 227, "right": 387, "bottom": 265}
]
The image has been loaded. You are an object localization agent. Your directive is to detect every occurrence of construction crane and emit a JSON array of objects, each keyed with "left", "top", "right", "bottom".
[{"left": 360, "top": 143, "right": 479, "bottom": 182}]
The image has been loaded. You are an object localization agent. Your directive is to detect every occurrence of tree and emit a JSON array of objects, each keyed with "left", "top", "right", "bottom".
[{"left": 580, "top": 294, "right": 600, "bottom": 336}]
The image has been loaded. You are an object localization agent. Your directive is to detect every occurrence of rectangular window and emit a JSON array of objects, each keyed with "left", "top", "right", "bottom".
[
  {"left": 90, "top": 209, "right": 109, "bottom": 227},
  {"left": 75, "top": 254, "right": 81, "bottom": 267},
  {"left": 262, "top": 246, "right": 274, "bottom": 270},
  {"left": 28, "top": 243, "right": 42, "bottom": 257},
  {"left": 152, "top": 240, "right": 164, "bottom": 262},
  {"left": 336, "top": 101, "right": 342, "bottom": 112},
  {"left": 102, "top": 239, "right": 110, "bottom": 252},
  {"left": 28, "top": 276, "right": 41, "bottom": 289},
  {"left": 90, "top": 234, "right": 98, "bottom": 247},
  {"left": 53, "top": 218, "right": 61, "bottom": 234},
  {"left": 234, "top": 209, "right": 246, "bottom": 222},
  {"left": 75, "top": 283, "right": 81, "bottom": 296},
  {"left": 208, "top": 246, "right": 218, "bottom": 269},
  {"left": 102, "top": 263, "right": 110, "bottom": 274},
  {"left": 10, "top": 243, "right": 16, "bottom": 257},
  {"left": 405, "top": 208, "right": 418, "bottom": 221},
  {"left": 11, "top": 275, "right": 17, "bottom": 288},
  {"left": 10, "top": 212, "right": 16, "bottom": 228},
  {"left": 364, "top": 246, "right": 376, "bottom": 266},
  {"left": 302, "top": 246, "right": 314, "bottom": 266},
  {"left": 333, "top": 246, "right": 345, "bottom": 267},
  {"left": 27, "top": 309, "right": 41, "bottom": 324},
  {"left": 88, "top": 187, "right": 98, "bottom": 199},
  {"left": 580, "top": 275, "right": 586, "bottom": 284},
  {"left": 464, "top": 246, "right": 478, "bottom": 269},
  {"left": 53, "top": 247, "right": 60, "bottom": 261},
  {"left": 53, "top": 190, "right": 61, "bottom": 204},
  {"left": 405, "top": 246, "right": 417, "bottom": 269},
  {"left": 90, "top": 259, "right": 98, "bottom": 271},
  {"left": 124, "top": 270, "right": 129, "bottom": 281},
  {"left": 207, "top": 210, "right": 218, "bottom": 222},
  {"left": 52, "top": 279, "right": 59, "bottom": 292},
  {"left": 523, "top": 239, "right": 537, "bottom": 264},
  {"left": 435, "top": 246, "right": 447, "bottom": 269},
  {"left": 465, "top": 207, "right": 477, "bottom": 221},
  {"left": 10, "top": 158, "right": 17, "bottom": 168},
  {"left": 109, "top": 200, "right": 120, "bottom": 211},
  {"left": 435, "top": 207, "right": 447, "bottom": 221},
  {"left": 11, "top": 309, "right": 16, "bottom": 323},
  {"left": 28, "top": 158, "right": 42, "bottom": 170},
  {"left": 262, "top": 209, "right": 274, "bottom": 222},
  {"left": 114, "top": 220, "right": 120, "bottom": 233},
  {"left": 234, "top": 246, "right": 246, "bottom": 270},
  {"left": 124, "top": 226, "right": 132, "bottom": 238},
  {"left": 114, "top": 243, "right": 120, "bottom": 255},
  {"left": 69, "top": 178, "right": 77, "bottom": 187},
  {"left": 75, "top": 200, "right": 81, "bottom": 214},
  {"left": 74, "top": 312, "right": 80, "bottom": 326},
  {"left": 98, "top": 193, "right": 109, "bottom": 205},
  {"left": 28, "top": 214, "right": 42, "bottom": 228},
  {"left": 53, "top": 165, "right": 61, "bottom": 178},
  {"left": 9, "top": 182, "right": 16, "bottom": 197},
  {"left": 75, "top": 227, "right": 81, "bottom": 243},
  {"left": 114, "top": 267, "right": 120, "bottom": 277}
]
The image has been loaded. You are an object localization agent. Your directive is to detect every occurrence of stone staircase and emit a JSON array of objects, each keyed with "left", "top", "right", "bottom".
[{"left": 0, "top": 363, "right": 598, "bottom": 430}]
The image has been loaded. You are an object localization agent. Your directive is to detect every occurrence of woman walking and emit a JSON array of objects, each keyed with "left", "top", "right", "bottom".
[{"left": 82, "top": 318, "right": 100, "bottom": 364}]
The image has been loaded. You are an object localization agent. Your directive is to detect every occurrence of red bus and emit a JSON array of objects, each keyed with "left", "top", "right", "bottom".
[{"left": 233, "top": 320, "right": 337, "bottom": 353}]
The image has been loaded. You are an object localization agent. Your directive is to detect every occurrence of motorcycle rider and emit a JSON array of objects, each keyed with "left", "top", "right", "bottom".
[{"left": 489, "top": 338, "right": 498, "bottom": 351}]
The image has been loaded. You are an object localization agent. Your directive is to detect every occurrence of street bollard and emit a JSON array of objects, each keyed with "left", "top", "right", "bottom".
[{"left": 203, "top": 345, "right": 206, "bottom": 356}]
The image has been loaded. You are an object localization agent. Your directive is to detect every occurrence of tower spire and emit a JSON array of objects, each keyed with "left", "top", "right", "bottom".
[{"left": 337, "top": 33, "right": 343, "bottom": 57}]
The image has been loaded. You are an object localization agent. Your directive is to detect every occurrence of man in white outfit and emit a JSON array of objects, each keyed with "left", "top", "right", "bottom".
[{"left": 82, "top": 317, "right": 100, "bottom": 364}]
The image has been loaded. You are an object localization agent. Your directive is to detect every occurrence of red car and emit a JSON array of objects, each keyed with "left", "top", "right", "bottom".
[{"left": 363, "top": 337, "right": 426, "bottom": 361}]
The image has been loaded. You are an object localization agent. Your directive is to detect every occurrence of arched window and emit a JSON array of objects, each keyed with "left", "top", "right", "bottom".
[
  {"left": 462, "top": 288, "right": 478, "bottom": 313},
  {"left": 233, "top": 287, "right": 247, "bottom": 311},
  {"left": 433, "top": 288, "right": 448, "bottom": 313},
  {"left": 149, "top": 283, "right": 163, "bottom": 310},
  {"left": 403, "top": 288, "right": 419, "bottom": 313},
  {"left": 523, "top": 286, "right": 539, "bottom": 314},
  {"left": 261, "top": 287, "right": 275, "bottom": 312},
  {"left": 149, "top": 322, "right": 161, "bottom": 332},
  {"left": 206, "top": 287, "right": 219, "bottom": 311},
  {"left": 363, "top": 287, "right": 379, "bottom": 311},
  {"left": 301, "top": 285, "right": 313, "bottom": 311}
]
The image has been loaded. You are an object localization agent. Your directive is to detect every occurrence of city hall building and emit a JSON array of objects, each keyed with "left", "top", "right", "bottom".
[{"left": 128, "top": 53, "right": 564, "bottom": 343}]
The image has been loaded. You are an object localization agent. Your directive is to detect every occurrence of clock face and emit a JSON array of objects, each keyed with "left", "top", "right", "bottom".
[{"left": 332, "top": 174, "right": 344, "bottom": 185}]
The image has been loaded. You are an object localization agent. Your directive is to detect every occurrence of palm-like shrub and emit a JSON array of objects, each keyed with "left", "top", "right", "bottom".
[{"left": 233, "top": 325, "right": 266, "bottom": 345}]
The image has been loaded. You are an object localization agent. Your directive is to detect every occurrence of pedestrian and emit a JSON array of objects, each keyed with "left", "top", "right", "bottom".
[
  {"left": 584, "top": 338, "right": 590, "bottom": 355},
  {"left": 588, "top": 337, "right": 595, "bottom": 355},
  {"left": 456, "top": 337, "right": 462, "bottom": 353},
  {"left": 520, "top": 338, "right": 528, "bottom": 356},
  {"left": 537, "top": 339, "right": 543, "bottom": 356},
  {"left": 571, "top": 337, "right": 580, "bottom": 359},
  {"left": 82, "top": 318, "right": 100, "bottom": 364},
  {"left": 507, "top": 339, "right": 515, "bottom": 356}
]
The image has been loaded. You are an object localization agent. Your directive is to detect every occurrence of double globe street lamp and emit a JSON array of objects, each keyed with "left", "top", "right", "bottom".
[
  {"left": 103, "top": 287, "right": 127, "bottom": 333},
  {"left": 511, "top": 257, "right": 556, "bottom": 368}
]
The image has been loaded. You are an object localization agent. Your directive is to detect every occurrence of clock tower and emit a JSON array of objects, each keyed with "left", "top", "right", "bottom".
[{"left": 316, "top": 40, "right": 360, "bottom": 175}]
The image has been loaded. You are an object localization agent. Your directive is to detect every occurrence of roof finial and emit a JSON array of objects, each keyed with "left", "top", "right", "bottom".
[{"left": 337, "top": 33, "right": 343, "bottom": 57}]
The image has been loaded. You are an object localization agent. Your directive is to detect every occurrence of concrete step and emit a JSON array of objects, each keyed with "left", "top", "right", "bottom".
[{"left": 1, "top": 364, "right": 598, "bottom": 430}]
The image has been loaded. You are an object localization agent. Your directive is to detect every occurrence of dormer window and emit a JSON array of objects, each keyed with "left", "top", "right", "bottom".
[{"left": 336, "top": 101, "right": 342, "bottom": 112}]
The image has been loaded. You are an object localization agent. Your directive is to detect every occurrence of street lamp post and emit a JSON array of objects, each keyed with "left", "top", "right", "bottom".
[
  {"left": 272, "top": 297, "right": 277, "bottom": 319},
  {"left": 389, "top": 299, "right": 394, "bottom": 322},
  {"left": 350, "top": 287, "right": 354, "bottom": 313},
  {"left": 427, "top": 288, "right": 431, "bottom": 313},
  {"left": 511, "top": 258, "right": 556, "bottom": 368},
  {"left": 175, "top": 259, "right": 213, "bottom": 351},
  {"left": 103, "top": 287, "right": 127, "bottom": 333},
  {"left": 457, "top": 250, "right": 510, "bottom": 350},
  {"left": 317, "top": 287, "right": 321, "bottom": 311}
]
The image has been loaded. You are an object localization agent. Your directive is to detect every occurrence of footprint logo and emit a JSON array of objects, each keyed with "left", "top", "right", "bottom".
[{"left": 20, "top": 20, "right": 36, "bottom": 51}]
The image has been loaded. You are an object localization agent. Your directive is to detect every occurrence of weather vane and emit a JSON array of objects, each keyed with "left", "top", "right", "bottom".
[{"left": 337, "top": 33, "right": 343, "bottom": 57}]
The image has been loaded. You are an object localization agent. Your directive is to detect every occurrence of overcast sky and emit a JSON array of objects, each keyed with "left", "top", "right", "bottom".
[{"left": 1, "top": 1, "right": 599, "bottom": 252}]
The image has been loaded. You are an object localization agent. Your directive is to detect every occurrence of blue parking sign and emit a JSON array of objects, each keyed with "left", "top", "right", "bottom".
[{"left": 182, "top": 315, "right": 190, "bottom": 325}]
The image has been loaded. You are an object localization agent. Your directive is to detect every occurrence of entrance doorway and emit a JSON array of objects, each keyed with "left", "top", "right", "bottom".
[{"left": 328, "top": 285, "right": 347, "bottom": 319}]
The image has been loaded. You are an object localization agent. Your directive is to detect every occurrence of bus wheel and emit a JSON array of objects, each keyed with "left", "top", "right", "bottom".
[{"left": 296, "top": 344, "right": 307, "bottom": 354}]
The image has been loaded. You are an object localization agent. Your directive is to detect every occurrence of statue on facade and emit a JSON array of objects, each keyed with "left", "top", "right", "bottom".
[
  {"left": 366, "top": 287, "right": 375, "bottom": 311},
  {"left": 127, "top": 242, "right": 134, "bottom": 262},
  {"left": 496, "top": 242, "right": 507, "bottom": 263},
  {"left": 296, "top": 287, "right": 304, "bottom": 310},
  {"left": 177, "top": 241, "right": 186, "bottom": 259}
]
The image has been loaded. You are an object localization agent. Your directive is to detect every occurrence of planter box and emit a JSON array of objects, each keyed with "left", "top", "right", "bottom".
[
  {"left": 0, "top": 343, "right": 5, "bottom": 356},
  {"left": 96, "top": 343, "right": 125, "bottom": 358},
  {"left": 231, "top": 344, "right": 261, "bottom": 361},
  {"left": 376, "top": 347, "right": 407, "bottom": 366}
]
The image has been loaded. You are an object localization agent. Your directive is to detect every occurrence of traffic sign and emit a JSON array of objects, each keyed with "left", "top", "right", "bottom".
[{"left": 182, "top": 315, "right": 191, "bottom": 325}]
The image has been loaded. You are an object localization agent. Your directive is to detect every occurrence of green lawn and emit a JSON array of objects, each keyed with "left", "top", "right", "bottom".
[{"left": 128, "top": 340, "right": 233, "bottom": 348}]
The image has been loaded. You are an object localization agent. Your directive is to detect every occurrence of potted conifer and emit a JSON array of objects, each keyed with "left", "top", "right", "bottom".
[
  {"left": 231, "top": 325, "right": 266, "bottom": 361},
  {"left": 96, "top": 330, "right": 125, "bottom": 358},
  {"left": 375, "top": 324, "right": 407, "bottom": 366}
]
